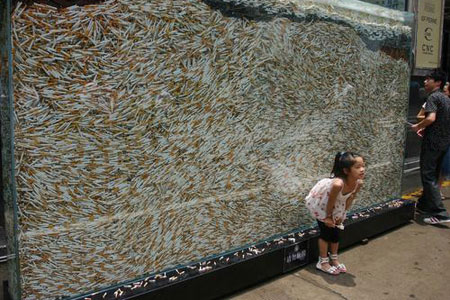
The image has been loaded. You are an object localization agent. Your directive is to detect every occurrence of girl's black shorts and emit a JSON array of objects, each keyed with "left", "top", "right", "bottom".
[{"left": 317, "top": 220, "right": 340, "bottom": 243}]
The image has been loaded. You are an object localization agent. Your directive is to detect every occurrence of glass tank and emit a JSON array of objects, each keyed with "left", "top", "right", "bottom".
[{"left": 2, "top": 0, "right": 413, "bottom": 298}]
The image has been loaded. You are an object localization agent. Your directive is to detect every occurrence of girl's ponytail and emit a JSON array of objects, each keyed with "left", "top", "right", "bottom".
[{"left": 331, "top": 152, "right": 344, "bottom": 178}]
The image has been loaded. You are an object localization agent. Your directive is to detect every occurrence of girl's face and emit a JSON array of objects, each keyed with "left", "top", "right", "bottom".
[{"left": 345, "top": 157, "right": 365, "bottom": 180}]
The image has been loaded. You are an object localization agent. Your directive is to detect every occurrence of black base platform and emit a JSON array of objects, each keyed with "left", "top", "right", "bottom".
[{"left": 10, "top": 199, "right": 412, "bottom": 300}]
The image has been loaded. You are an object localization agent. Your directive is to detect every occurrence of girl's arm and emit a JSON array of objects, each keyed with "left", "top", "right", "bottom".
[
  {"left": 345, "top": 194, "right": 356, "bottom": 210},
  {"left": 324, "top": 179, "right": 344, "bottom": 227},
  {"left": 345, "top": 180, "right": 363, "bottom": 210}
]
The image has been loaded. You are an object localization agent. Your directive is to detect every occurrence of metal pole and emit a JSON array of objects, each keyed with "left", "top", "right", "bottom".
[{"left": 0, "top": 0, "right": 20, "bottom": 299}]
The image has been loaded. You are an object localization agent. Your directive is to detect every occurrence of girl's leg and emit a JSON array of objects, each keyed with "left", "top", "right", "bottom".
[
  {"left": 330, "top": 242, "right": 347, "bottom": 272},
  {"left": 318, "top": 238, "right": 332, "bottom": 269},
  {"left": 329, "top": 242, "right": 340, "bottom": 265},
  {"left": 318, "top": 238, "right": 329, "bottom": 257},
  {"left": 316, "top": 221, "right": 339, "bottom": 274}
]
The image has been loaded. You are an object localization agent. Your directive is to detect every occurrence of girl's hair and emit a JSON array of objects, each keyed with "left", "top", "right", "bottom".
[{"left": 331, "top": 152, "right": 362, "bottom": 179}]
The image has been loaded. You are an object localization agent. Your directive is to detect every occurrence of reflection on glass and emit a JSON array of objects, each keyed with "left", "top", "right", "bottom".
[{"left": 360, "top": 0, "right": 407, "bottom": 11}]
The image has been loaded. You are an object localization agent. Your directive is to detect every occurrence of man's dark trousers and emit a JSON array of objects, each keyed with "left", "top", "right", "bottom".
[{"left": 417, "top": 144, "right": 450, "bottom": 218}]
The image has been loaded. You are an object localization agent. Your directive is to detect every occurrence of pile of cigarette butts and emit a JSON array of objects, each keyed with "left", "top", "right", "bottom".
[{"left": 11, "top": 0, "right": 410, "bottom": 298}]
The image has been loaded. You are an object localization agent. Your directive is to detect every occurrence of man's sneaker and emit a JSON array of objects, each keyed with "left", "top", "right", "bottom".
[{"left": 423, "top": 216, "right": 450, "bottom": 225}]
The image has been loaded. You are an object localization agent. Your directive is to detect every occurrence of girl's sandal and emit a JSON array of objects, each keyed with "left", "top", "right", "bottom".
[
  {"left": 330, "top": 254, "right": 347, "bottom": 273},
  {"left": 316, "top": 257, "right": 340, "bottom": 275}
]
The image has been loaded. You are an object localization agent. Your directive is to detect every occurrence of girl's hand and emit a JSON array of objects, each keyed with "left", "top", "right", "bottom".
[
  {"left": 335, "top": 218, "right": 343, "bottom": 225},
  {"left": 323, "top": 217, "right": 335, "bottom": 228}
]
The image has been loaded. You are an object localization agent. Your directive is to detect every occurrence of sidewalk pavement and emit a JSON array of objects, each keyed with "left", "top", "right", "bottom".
[{"left": 228, "top": 187, "right": 450, "bottom": 300}]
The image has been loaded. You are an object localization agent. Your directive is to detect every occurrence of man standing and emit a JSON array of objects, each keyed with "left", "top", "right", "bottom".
[{"left": 412, "top": 69, "right": 450, "bottom": 224}]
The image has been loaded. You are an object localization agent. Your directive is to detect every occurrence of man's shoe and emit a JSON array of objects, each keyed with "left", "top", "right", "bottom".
[{"left": 423, "top": 216, "right": 450, "bottom": 225}]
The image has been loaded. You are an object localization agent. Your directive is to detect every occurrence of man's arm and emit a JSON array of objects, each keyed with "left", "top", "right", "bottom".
[
  {"left": 412, "top": 94, "right": 438, "bottom": 132},
  {"left": 416, "top": 107, "right": 425, "bottom": 120},
  {"left": 411, "top": 112, "right": 436, "bottom": 132}
]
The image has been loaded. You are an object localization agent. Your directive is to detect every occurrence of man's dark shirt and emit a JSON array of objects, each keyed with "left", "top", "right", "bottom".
[{"left": 423, "top": 89, "right": 450, "bottom": 151}]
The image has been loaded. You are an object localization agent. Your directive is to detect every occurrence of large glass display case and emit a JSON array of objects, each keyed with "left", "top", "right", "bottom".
[{"left": 1, "top": 0, "right": 413, "bottom": 298}]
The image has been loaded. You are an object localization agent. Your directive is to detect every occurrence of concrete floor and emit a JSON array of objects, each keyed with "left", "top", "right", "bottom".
[{"left": 228, "top": 188, "right": 450, "bottom": 300}]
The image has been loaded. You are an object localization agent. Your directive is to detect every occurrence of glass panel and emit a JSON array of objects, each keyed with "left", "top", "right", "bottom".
[{"left": 7, "top": 0, "right": 412, "bottom": 298}]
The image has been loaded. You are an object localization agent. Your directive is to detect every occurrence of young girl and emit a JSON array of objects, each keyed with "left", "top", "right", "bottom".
[{"left": 305, "top": 152, "right": 365, "bottom": 275}]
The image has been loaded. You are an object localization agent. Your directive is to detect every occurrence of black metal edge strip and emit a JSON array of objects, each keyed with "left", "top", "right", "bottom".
[
  {"left": 73, "top": 199, "right": 415, "bottom": 300},
  {"left": 0, "top": 0, "right": 21, "bottom": 299}
]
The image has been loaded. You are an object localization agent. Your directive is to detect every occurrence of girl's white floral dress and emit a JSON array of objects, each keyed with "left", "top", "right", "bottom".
[{"left": 305, "top": 178, "right": 358, "bottom": 221}]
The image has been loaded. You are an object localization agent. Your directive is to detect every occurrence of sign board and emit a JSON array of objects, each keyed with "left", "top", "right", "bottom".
[
  {"left": 415, "top": 0, "right": 444, "bottom": 69},
  {"left": 283, "top": 240, "right": 309, "bottom": 272}
]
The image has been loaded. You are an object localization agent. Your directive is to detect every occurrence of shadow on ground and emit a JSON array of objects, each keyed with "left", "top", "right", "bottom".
[{"left": 304, "top": 263, "right": 356, "bottom": 287}]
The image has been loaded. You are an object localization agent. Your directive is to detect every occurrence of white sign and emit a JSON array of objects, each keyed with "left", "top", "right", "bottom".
[{"left": 415, "top": 0, "right": 444, "bottom": 69}]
